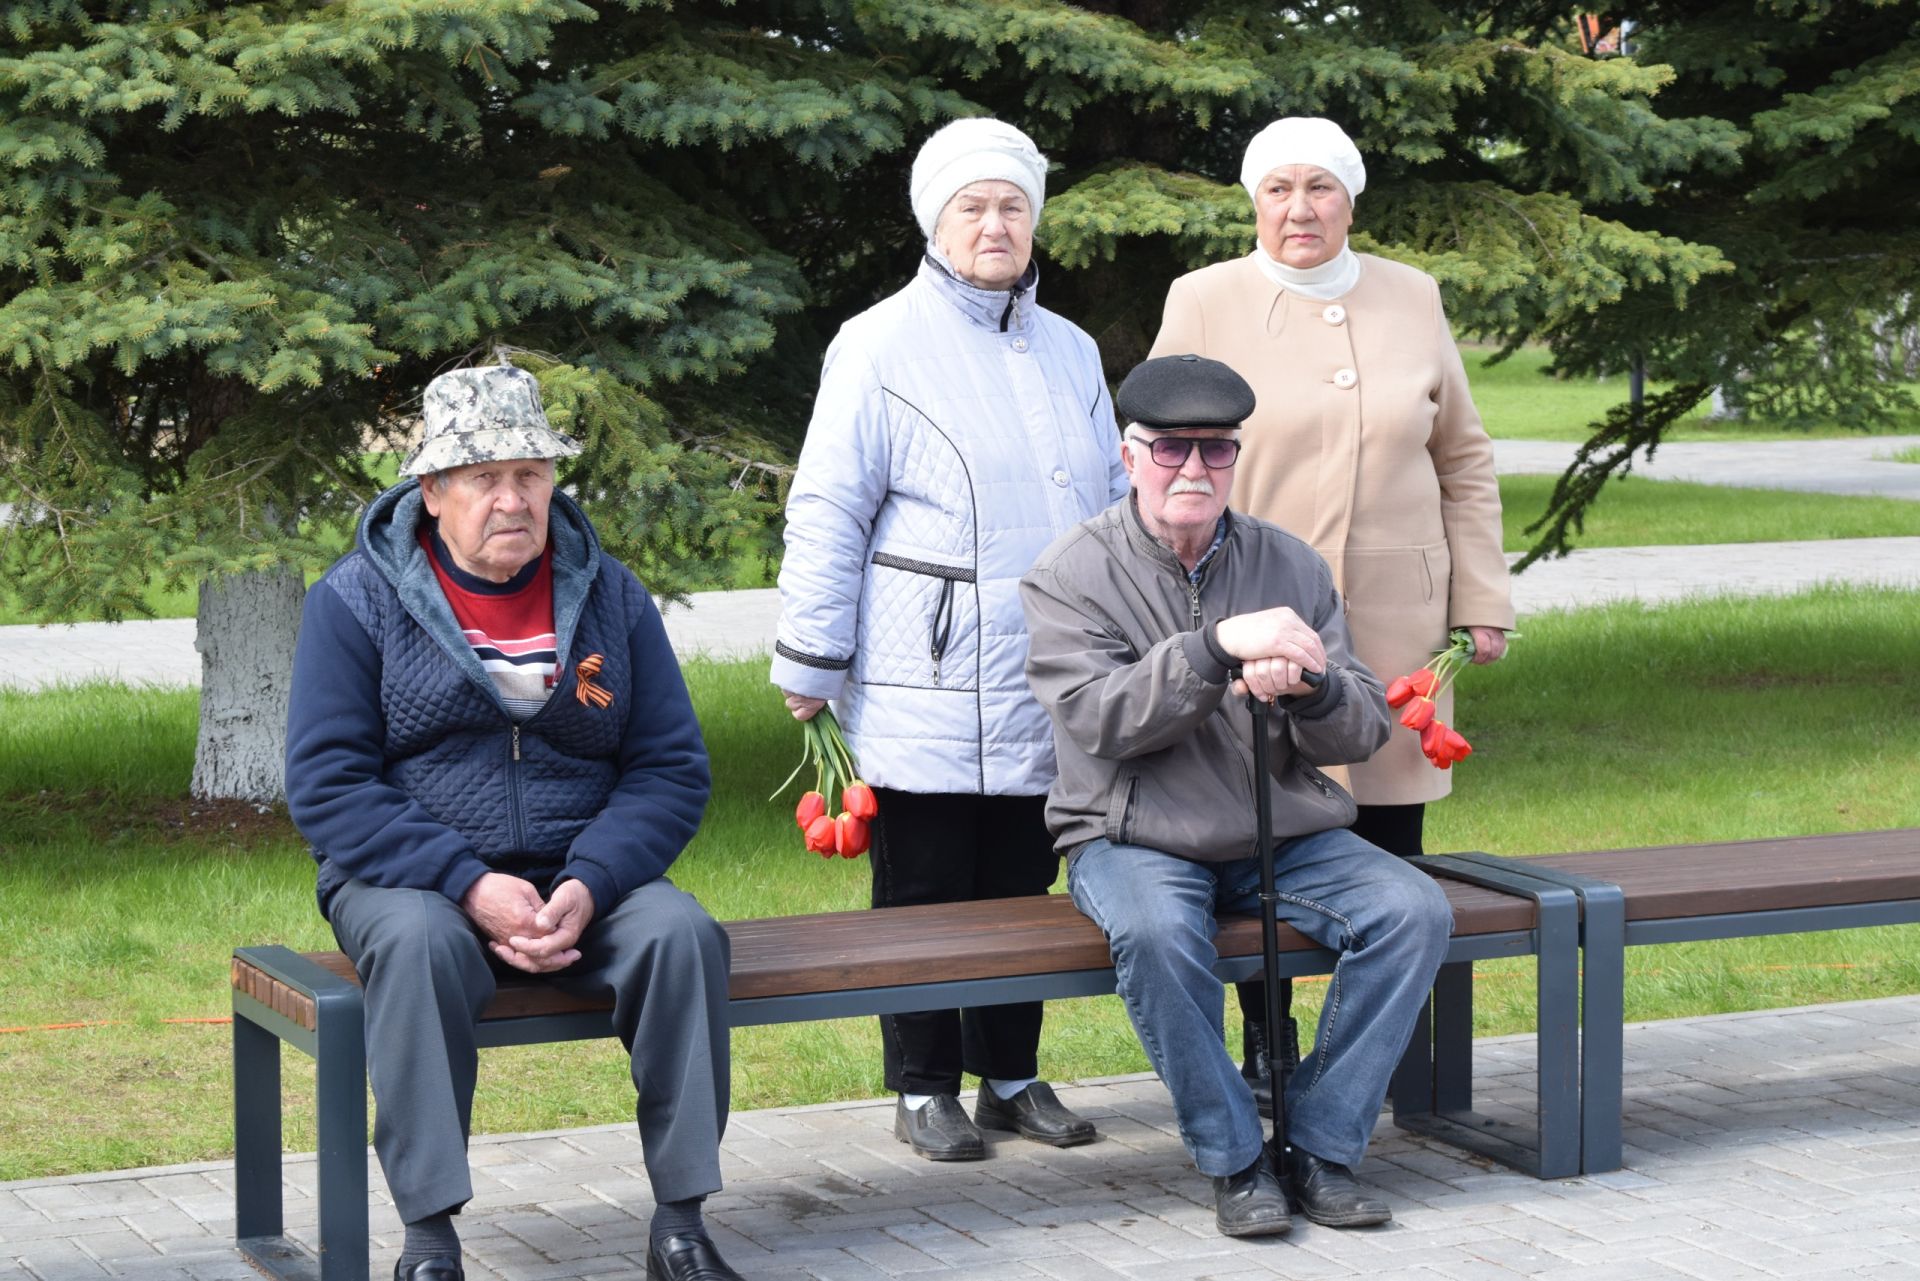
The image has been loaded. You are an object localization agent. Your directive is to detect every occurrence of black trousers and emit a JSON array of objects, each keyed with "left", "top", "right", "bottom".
[
  {"left": 869, "top": 787, "right": 1058, "bottom": 1095},
  {"left": 1237, "top": 803, "right": 1427, "bottom": 1027}
]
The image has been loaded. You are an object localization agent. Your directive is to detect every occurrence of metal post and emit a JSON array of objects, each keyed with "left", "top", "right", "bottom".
[
  {"left": 311, "top": 985, "right": 370, "bottom": 1281},
  {"left": 233, "top": 1013, "right": 285, "bottom": 1240},
  {"left": 1431, "top": 961, "right": 1476, "bottom": 1115}
]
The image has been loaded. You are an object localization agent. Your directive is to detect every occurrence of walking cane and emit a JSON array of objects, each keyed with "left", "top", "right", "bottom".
[{"left": 1241, "top": 665, "right": 1321, "bottom": 1200}]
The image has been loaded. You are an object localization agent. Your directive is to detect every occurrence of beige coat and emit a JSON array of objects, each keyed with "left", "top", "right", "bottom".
[{"left": 1149, "top": 252, "right": 1514, "bottom": 804}]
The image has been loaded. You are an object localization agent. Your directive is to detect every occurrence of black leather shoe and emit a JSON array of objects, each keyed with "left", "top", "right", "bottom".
[
  {"left": 646, "top": 1232, "right": 745, "bottom": 1281},
  {"left": 1288, "top": 1150, "right": 1392, "bottom": 1227},
  {"left": 1212, "top": 1149, "right": 1292, "bottom": 1237},
  {"left": 974, "top": 1082, "right": 1097, "bottom": 1147},
  {"left": 1242, "top": 1014, "right": 1300, "bottom": 1121},
  {"left": 894, "top": 1094, "right": 986, "bottom": 1160},
  {"left": 393, "top": 1257, "right": 462, "bottom": 1281}
]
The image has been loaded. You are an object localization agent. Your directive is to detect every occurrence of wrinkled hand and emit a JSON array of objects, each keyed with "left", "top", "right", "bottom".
[
  {"left": 1466, "top": 626, "right": 1508, "bottom": 665},
  {"left": 462, "top": 873, "right": 593, "bottom": 974},
  {"left": 505, "top": 879, "right": 596, "bottom": 973},
  {"left": 1214, "top": 606, "right": 1327, "bottom": 701},
  {"left": 783, "top": 691, "right": 827, "bottom": 721},
  {"left": 1229, "top": 655, "right": 1320, "bottom": 703}
]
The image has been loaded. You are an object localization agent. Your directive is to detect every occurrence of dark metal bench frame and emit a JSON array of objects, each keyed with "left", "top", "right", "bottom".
[
  {"left": 230, "top": 861, "right": 1592, "bottom": 1281},
  {"left": 1434, "top": 838, "right": 1920, "bottom": 1177}
]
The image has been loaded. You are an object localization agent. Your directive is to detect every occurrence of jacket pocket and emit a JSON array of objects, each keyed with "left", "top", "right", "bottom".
[
  {"left": 1105, "top": 773, "right": 1139, "bottom": 843},
  {"left": 861, "top": 553, "right": 979, "bottom": 690}
]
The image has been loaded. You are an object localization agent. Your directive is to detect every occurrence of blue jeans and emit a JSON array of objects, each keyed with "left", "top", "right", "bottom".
[{"left": 1068, "top": 828, "right": 1451, "bottom": 1176}]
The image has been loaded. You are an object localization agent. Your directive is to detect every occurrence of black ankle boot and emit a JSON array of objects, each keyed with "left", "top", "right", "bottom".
[{"left": 1242, "top": 1014, "right": 1300, "bottom": 1120}]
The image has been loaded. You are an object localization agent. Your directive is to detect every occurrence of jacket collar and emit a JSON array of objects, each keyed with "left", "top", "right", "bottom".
[
  {"left": 358, "top": 480, "right": 603, "bottom": 696},
  {"left": 917, "top": 250, "right": 1039, "bottom": 333},
  {"left": 1122, "top": 493, "right": 1238, "bottom": 581}
]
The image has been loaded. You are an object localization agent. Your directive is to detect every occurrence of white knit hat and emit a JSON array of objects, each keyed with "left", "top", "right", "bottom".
[
  {"left": 1239, "top": 117, "right": 1367, "bottom": 203},
  {"left": 909, "top": 118, "right": 1048, "bottom": 239}
]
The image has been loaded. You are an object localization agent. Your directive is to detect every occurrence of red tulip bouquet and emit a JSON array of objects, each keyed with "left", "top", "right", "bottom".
[
  {"left": 772, "top": 706, "right": 877, "bottom": 858},
  {"left": 1383, "top": 629, "right": 1495, "bottom": 770}
]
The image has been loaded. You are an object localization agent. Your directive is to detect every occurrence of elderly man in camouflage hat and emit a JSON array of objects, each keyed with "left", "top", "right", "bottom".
[
  {"left": 285, "top": 365, "right": 746, "bottom": 1281},
  {"left": 1019, "top": 354, "right": 1451, "bottom": 1239}
]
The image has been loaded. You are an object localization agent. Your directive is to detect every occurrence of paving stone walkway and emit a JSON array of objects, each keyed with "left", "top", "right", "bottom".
[
  {"left": 5, "top": 995, "right": 1918, "bottom": 1280},
  {"left": 7, "top": 534, "right": 1920, "bottom": 690},
  {"left": 1493, "top": 436, "right": 1920, "bottom": 500},
  {"left": 6, "top": 435, "right": 1918, "bottom": 690}
]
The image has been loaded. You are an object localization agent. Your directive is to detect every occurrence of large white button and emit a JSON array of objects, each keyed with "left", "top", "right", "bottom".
[
  {"left": 1012, "top": 337, "right": 1030, "bottom": 353},
  {"left": 1051, "top": 469, "right": 1070, "bottom": 487},
  {"left": 1323, "top": 304, "right": 1347, "bottom": 326},
  {"left": 1333, "top": 368, "right": 1358, "bottom": 389}
]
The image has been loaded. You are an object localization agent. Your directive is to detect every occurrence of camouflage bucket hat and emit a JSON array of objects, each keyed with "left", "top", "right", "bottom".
[{"left": 399, "top": 365, "right": 583, "bottom": 477}]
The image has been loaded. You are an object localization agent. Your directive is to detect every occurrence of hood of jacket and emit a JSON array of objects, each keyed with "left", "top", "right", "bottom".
[{"left": 357, "top": 479, "right": 603, "bottom": 698}]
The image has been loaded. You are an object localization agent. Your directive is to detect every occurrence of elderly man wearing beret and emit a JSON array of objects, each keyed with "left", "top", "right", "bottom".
[
  {"left": 1019, "top": 354, "right": 1452, "bottom": 1237},
  {"left": 285, "top": 365, "right": 744, "bottom": 1281}
]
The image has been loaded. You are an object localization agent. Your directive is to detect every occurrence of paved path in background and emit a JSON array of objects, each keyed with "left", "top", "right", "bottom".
[
  {"left": 1493, "top": 435, "right": 1920, "bottom": 499},
  {"left": 5, "top": 995, "right": 1918, "bottom": 1280},
  {"left": 8, "top": 537, "right": 1920, "bottom": 690},
  {"left": 5, "top": 437, "right": 1917, "bottom": 690}
]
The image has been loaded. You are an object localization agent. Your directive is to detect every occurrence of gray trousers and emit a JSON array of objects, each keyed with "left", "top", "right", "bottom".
[{"left": 327, "top": 877, "right": 731, "bottom": 1223}]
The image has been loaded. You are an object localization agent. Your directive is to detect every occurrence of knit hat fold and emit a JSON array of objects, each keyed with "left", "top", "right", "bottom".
[
  {"left": 1239, "top": 117, "right": 1367, "bottom": 203},
  {"left": 910, "top": 118, "right": 1048, "bottom": 239}
]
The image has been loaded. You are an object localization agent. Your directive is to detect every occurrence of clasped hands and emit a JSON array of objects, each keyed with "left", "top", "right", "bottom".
[
  {"left": 461, "top": 872, "right": 596, "bottom": 974},
  {"left": 1214, "top": 606, "right": 1328, "bottom": 703}
]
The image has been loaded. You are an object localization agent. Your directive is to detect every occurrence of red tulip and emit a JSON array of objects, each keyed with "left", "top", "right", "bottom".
[
  {"left": 804, "top": 814, "right": 837, "bottom": 856},
  {"left": 1399, "top": 698, "right": 1436, "bottom": 731},
  {"left": 841, "top": 781, "right": 878, "bottom": 821},
  {"left": 795, "top": 790, "right": 827, "bottom": 830},
  {"left": 1420, "top": 718, "right": 1447, "bottom": 760},
  {"left": 1407, "top": 668, "right": 1438, "bottom": 698},
  {"left": 835, "top": 812, "right": 870, "bottom": 858},
  {"left": 1385, "top": 676, "right": 1415, "bottom": 708},
  {"left": 1444, "top": 727, "right": 1473, "bottom": 760}
]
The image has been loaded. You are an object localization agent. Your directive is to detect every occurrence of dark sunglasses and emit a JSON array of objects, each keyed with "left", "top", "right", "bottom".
[{"left": 1135, "top": 436, "right": 1242, "bottom": 469}]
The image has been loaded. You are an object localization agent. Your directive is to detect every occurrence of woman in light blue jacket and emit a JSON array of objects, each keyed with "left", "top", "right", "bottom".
[{"left": 773, "top": 118, "right": 1129, "bottom": 1162}]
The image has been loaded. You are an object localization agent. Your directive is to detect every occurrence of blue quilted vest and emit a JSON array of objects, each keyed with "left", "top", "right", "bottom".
[{"left": 310, "top": 483, "right": 648, "bottom": 908}]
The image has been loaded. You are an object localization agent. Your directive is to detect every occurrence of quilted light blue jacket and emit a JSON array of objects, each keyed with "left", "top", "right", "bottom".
[{"left": 771, "top": 256, "right": 1130, "bottom": 796}]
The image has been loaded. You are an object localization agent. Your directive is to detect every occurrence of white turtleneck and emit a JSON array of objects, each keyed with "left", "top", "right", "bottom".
[{"left": 1249, "top": 244, "right": 1362, "bottom": 301}]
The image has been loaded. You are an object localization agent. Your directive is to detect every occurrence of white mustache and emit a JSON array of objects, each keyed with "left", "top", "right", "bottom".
[{"left": 1167, "top": 477, "right": 1215, "bottom": 496}]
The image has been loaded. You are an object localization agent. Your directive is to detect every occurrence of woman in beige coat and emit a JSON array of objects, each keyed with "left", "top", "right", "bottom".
[{"left": 1148, "top": 115, "right": 1514, "bottom": 1102}]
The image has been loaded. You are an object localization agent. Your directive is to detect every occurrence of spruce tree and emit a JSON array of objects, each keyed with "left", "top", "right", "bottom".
[
  {"left": 0, "top": 0, "right": 956, "bottom": 799},
  {"left": 5, "top": 2, "right": 1911, "bottom": 800}
]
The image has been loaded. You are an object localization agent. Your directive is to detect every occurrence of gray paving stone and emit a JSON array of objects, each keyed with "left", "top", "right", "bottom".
[{"left": 9, "top": 996, "right": 1920, "bottom": 1280}]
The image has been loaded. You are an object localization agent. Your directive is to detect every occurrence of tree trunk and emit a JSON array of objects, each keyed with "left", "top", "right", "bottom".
[
  {"left": 1707, "top": 384, "right": 1745, "bottom": 421},
  {"left": 191, "top": 566, "right": 306, "bottom": 803}
]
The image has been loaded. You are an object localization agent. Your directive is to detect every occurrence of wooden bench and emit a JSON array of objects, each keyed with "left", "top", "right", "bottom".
[
  {"left": 231, "top": 867, "right": 1574, "bottom": 1281},
  {"left": 1429, "top": 829, "right": 1920, "bottom": 1175}
]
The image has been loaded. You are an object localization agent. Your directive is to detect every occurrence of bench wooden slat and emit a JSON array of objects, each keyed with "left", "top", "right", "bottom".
[
  {"left": 1527, "top": 830, "right": 1920, "bottom": 921},
  {"left": 250, "top": 877, "right": 1531, "bottom": 1022}
]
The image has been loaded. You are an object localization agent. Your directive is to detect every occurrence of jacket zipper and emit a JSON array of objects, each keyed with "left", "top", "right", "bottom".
[
  {"left": 507, "top": 725, "right": 527, "bottom": 851},
  {"left": 1000, "top": 288, "right": 1023, "bottom": 332},
  {"left": 930, "top": 578, "right": 955, "bottom": 686}
]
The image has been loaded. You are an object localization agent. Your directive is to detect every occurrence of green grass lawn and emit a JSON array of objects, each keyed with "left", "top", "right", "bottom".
[
  {"left": 1499, "top": 474, "right": 1920, "bottom": 551},
  {"left": 1467, "top": 346, "right": 1920, "bottom": 442},
  {"left": 1, "top": 585, "right": 1917, "bottom": 1180}
]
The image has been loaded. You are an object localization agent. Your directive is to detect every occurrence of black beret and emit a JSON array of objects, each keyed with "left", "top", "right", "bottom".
[{"left": 1114, "top": 354, "right": 1257, "bottom": 430}]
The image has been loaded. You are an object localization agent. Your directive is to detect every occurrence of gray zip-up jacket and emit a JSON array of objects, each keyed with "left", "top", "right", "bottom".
[{"left": 1019, "top": 498, "right": 1392, "bottom": 861}]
